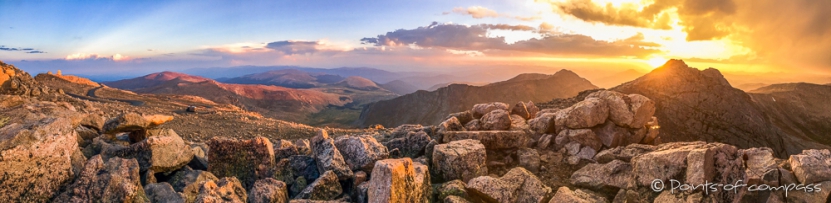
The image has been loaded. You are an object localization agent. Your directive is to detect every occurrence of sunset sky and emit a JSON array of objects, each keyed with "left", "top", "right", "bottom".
[{"left": 1, "top": 0, "right": 830, "bottom": 84}]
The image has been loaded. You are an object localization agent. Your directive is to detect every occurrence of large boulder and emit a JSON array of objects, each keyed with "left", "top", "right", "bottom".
[
  {"left": 558, "top": 97, "right": 609, "bottom": 129},
  {"left": 145, "top": 183, "right": 185, "bottom": 203},
  {"left": 55, "top": 156, "right": 149, "bottom": 202},
  {"left": 249, "top": 178, "right": 289, "bottom": 203},
  {"left": 481, "top": 109, "right": 512, "bottom": 130},
  {"left": 311, "top": 130, "right": 353, "bottom": 181},
  {"left": 367, "top": 158, "right": 430, "bottom": 203},
  {"left": 103, "top": 128, "right": 193, "bottom": 173},
  {"left": 740, "top": 148, "right": 779, "bottom": 185},
  {"left": 0, "top": 117, "right": 82, "bottom": 202},
  {"left": 294, "top": 170, "right": 342, "bottom": 200},
  {"left": 570, "top": 160, "right": 634, "bottom": 193},
  {"left": 334, "top": 134, "right": 389, "bottom": 173},
  {"left": 511, "top": 101, "right": 540, "bottom": 120},
  {"left": 102, "top": 113, "right": 173, "bottom": 142},
  {"left": 789, "top": 149, "right": 831, "bottom": 184},
  {"left": 432, "top": 139, "right": 488, "bottom": 182},
  {"left": 207, "top": 136, "right": 275, "bottom": 189},
  {"left": 442, "top": 131, "right": 529, "bottom": 150},
  {"left": 466, "top": 176, "right": 516, "bottom": 203},
  {"left": 194, "top": 177, "right": 248, "bottom": 203},
  {"left": 471, "top": 102, "right": 509, "bottom": 119}
]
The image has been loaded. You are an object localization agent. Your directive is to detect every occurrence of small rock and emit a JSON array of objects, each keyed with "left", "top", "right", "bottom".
[
  {"left": 464, "top": 120, "right": 482, "bottom": 131},
  {"left": 446, "top": 111, "right": 474, "bottom": 125},
  {"left": 510, "top": 101, "right": 540, "bottom": 120},
  {"left": 438, "top": 116, "right": 467, "bottom": 132},
  {"left": 368, "top": 158, "right": 430, "bottom": 203},
  {"left": 548, "top": 187, "right": 607, "bottom": 203},
  {"left": 335, "top": 134, "right": 389, "bottom": 173},
  {"left": 517, "top": 148, "right": 541, "bottom": 173}
]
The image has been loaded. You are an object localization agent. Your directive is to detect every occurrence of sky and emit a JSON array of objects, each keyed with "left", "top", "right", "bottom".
[{"left": 1, "top": 0, "right": 830, "bottom": 84}]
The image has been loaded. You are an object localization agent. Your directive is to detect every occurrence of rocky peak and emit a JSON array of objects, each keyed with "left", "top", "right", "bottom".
[{"left": 0, "top": 60, "right": 52, "bottom": 97}]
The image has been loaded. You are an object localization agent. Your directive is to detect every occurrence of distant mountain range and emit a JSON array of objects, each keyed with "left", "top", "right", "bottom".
[{"left": 357, "top": 70, "right": 598, "bottom": 127}]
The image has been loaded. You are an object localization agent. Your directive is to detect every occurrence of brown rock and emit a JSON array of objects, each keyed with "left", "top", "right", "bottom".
[
  {"left": 438, "top": 180, "right": 469, "bottom": 200},
  {"left": 274, "top": 140, "right": 299, "bottom": 160},
  {"left": 472, "top": 102, "right": 509, "bottom": 119},
  {"left": 528, "top": 113, "right": 556, "bottom": 134},
  {"left": 588, "top": 91, "right": 632, "bottom": 127},
  {"left": 208, "top": 136, "right": 275, "bottom": 189},
  {"left": 368, "top": 158, "right": 429, "bottom": 203},
  {"left": 594, "top": 144, "right": 657, "bottom": 163},
  {"left": 785, "top": 181, "right": 831, "bottom": 203},
  {"left": 55, "top": 156, "right": 149, "bottom": 202},
  {"left": 464, "top": 120, "right": 482, "bottom": 131},
  {"left": 432, "top": 140, "right": 488, "bottom": 182},
  {"left": 518, "top": 148, "right": 541, "bottom": 173},
  {"left": 509, "top": 114, "right": 529, "bottom": 131},
  {"left": 591, "top": 121, "right": 631, "bottom": 148},
  {"left": 685, "top": 148, "right": 715, "bottom": 186},
  {"left": 481, "top": 109, "right": 512, "bottom": 130},
  {"left": 627, "top": 94, "right": 655, "bottom": 128},
  {"left": 559, "top": 128, "right": 603, "bottom": 151},
  {"left": 385, "top": 131, "right": 432, "bottom": 158},
  {"left": 500, "top": 167, "right": 551, "bottom": 203},
  {"left": 442, "top": 131, "right": 529, "bottom": 150},
  {"left": 194, "top": 177, "right": 248, "bottom": 203},
  {"left": 248, "top": 178, "right": 289, "bottom": 203},
  {"left": 511, "top": 101, "right": 540, "bottom": 119},
  {"left": 560, "top": 97, "right": 609, "bottom": 129},
  {"left": 548, "top": 187, "right": 607, "bottom": 203},
  {"left": 446, "top": 111, "right": 474, "bottom": 125},
  {"left": 466, "top": 176, "right": 516, "bottom": 203},
  {"left": 169, "top": 168, "right": 219, "bottom": 203},
  {"left": 444, "top": 196, "right": 472, "bottom": 203},
  {"left": 438, "top": 116, "right": 467, "bottom": 132}
]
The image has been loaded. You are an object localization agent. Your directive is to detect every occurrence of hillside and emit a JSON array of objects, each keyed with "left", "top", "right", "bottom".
[
  {"left": 333, "top": 76, "right": 382, "bottom": 91},
  {"left": 223, "top": 69, "right": 344, "bottom": 88},
  {"left": 611, "top": 59, "right": 827, "bottom": 157},
  {"left": 379, "top": 79, "right": 419, "bottom": 95},
  {"left": 357, "top": 70, "right": 598, "bottom": 127},
  {"left": 105, "top": 72, "right": 350, "bottom": 123},
  {"left": 749, "top": 83, "right": 831, "bottom": 146}
]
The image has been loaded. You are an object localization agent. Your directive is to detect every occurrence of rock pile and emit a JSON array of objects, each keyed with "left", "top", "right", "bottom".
[{"left": 5, "top": 67, "right": 831, "bottom": 203}]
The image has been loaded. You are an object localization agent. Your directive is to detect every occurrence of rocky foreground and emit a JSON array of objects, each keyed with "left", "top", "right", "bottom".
[{"left": 4, "top": 61, "right": 831, "bottom": 203}]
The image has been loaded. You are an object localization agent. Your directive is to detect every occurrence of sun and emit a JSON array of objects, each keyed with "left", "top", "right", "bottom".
[{"left": 646, "top": 56, "right": 667, "bottom": 68}]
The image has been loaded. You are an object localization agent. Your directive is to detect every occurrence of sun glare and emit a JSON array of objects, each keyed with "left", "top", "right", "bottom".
[{"left": 646, "top": 56, "right": 667, "bottom": 68}]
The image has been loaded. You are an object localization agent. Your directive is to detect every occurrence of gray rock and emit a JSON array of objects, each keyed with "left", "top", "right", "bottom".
[
  {"left": 438, "top": 180, "right": 469, "bottom": 200},
  {"left": 591, "top": 121, "right": 630, "bottom": 148},
  {"left": 518, "top": 148, "right": 541, "bottom": 173},
  {"left": 466, "top": 176, "right": 516, "bottom": 203},
  {"left": 145, "top": 183, "right": 185, "bottom": 203},
  {"left": 627, "top": 94, "right": 655, "bottom": 128},
  {"left": 594, "top": 144, "right": 657, "bottom": 163},
  {"left": 334, "top": 134, "right": 389, "bottom": 173},
  {"left": 55, "top": 156, "right": 149, "bottom": 202},
  {"left": 207, "top": 136, "right": 276, "bottom": 189},
  {"left": 311, "top": 130, "right": 353, "bottom": 181},
  {"left": 385, "top": 131, "right": 432, "bottom": 158},
  {"left": 588, "top": 91, "right": 633, "bottom": 127},
  {"left": 446, "top": 111, "right": 474, "bottom": 125},
  {"left": 432, "top": 140, "right": 488, "bottom": 182},
  {"left": 295, "top": 170, "right": 342, "bottom": 200},
  {"left": 275, "top": 139, "right": 299, "bottom": 160},
  {"left": 0, "top": 117, "right": 81, "bottom": 202},
  {"left": 103, "top": 128, "right": 193, "bottom": 173}
]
